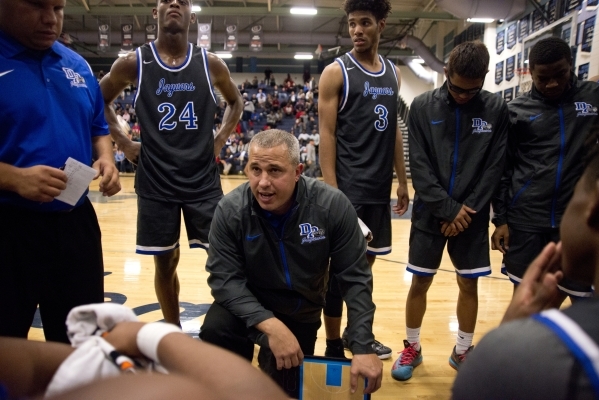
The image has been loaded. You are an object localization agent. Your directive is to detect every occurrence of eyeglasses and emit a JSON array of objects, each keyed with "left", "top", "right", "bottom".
[{"left": 446, "top": 76, "right": 484, "bottom": 96}]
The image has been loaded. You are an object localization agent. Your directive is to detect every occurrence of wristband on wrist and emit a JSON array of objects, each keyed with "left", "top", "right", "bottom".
[{"left": 136, "top": 322, "right": 182, "bottom": 364}]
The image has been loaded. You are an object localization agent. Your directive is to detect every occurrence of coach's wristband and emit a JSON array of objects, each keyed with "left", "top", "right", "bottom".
[{"left": 136, "top": 322, "right": 182, "bottom": 364}]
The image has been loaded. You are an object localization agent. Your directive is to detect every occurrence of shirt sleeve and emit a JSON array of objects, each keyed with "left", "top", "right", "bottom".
[
  {"left": 90, "top": 77, "right": 109, "bottom": 137},
  {"left": 408, "top": 101, "right": 462, "bottom": 221},
  {"left": 491, "top": 109, "right": 518, "bottom": 227},
  {"left": 206, "top": 201, "right": 275, "bottom": 328},
  {"left": 328, "top": 193, "right": 376, "bottom": 355}
]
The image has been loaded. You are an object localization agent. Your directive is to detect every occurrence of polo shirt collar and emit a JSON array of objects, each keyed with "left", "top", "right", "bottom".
[{"left": 0, "top": 28, "right": 62, "bottom": 59}]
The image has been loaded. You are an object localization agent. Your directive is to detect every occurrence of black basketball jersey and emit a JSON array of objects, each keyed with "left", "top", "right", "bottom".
[
  {"left": 133, "top": 42, "right": 221, "bottom": 202},
  {"left": 335, "top": 53, "right": 399, "bottom": 204}
]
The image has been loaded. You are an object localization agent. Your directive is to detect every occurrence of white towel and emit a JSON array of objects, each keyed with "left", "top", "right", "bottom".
[
  {"left": 66, "top": 302, "right": 138, "bottom": 347},
  {"left": 358, "top": 218, "right": 373, "bottom": 243},
  {"left": 44, "top": 303, "right": 144, "bottom": 398}
]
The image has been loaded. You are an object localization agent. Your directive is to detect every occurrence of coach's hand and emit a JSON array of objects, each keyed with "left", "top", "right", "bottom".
[
  {"left": 93, "top": 156, "right": 121, "bottom": 197},
  {"left": 13, "top": 165, "right": 67, "bottom": 202},
  {"left": 256, "top": 318, "right": 303, "bottom": 370},
  {"left": 350, "top": 353, "right": 382, "bottom": 394},
  {"left": 491, "top": 224, "right": 510, "bottom": 254}
]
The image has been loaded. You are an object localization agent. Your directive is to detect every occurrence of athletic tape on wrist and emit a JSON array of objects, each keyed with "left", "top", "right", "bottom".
[{"left": 136, "top": 322, "right": 182, "bottom": 364}]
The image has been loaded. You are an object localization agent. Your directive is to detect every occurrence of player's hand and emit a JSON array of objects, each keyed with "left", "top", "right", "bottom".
[
  {"left": 452, "top": 204, "right": 476, "bottom": 232},
  {"left": 92, "top": 157, "right": 121, "bottom": 197},
  {"left": 123, "top": 141, "right": 141, "bottom": 165},
  {"left": 103, "top": 321, "right": 146, "bottom": 358},
  {"left": 13, "top": 165, "right": 67, "bottom": 202},
  {"left": 501, "top": 242, "right": 563, "bottom": 324},
  {"left": 259, "top": 318, "right": 304, "bottom": 370},
  {"left": 491, "top": 224, "right": 510, "bottom": 254},
  {"left": 392, "top": 184, "right": 410, "bottom": 216},
  {"left": 440, "top": 221, "right": 459, "bottom": 237},
  {"left": 350, "top": 353, "right": 382, "bottom": 394}
]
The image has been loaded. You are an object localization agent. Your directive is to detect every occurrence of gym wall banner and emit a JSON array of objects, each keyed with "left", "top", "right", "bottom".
[
  {"left": 98, "top": 24, "right": 110, "bottom": 52},
  {"left": 519, "top": 14, "right": 530, "bottom": 42},
  {"left": 145, "top": 24, "right": 157, "bottom": 44},
  {"left": 197, "top": 23, "right": 211, "bottom": 49},
  {"left": 121, "top": 24, "right": 134, "bottom": 52},
  {"left": 506, "top": 56, "right": 515, "bottom": 81},
  {"left": 582, "top": 16, "right": 596, "bottom": 53},
  {"left": 532, "top": 9, "right": 545, "bottom": 33},
  {"left": 496, "top": 30, "right": 505, "bottom": 55},
  {"left": 578, "top": 63, "right": 590, "bottom": 80},
  {"left": 504, "top": 88, "right": 514, "bottom": 103},
  {"left": 225, "top": 24, "right": 238, "bottom": 51},
  {"left": 495, "top": 60, "right": 504, "bottom": 85},
  {"left": 250, "top": 25, "right": 263, "bottom": 52},
  {"left": 547, "top": 0, "right": 557, "bottom": 23},
  {"left": 507, "top": 23, "right": 517, "bottom": 49}
]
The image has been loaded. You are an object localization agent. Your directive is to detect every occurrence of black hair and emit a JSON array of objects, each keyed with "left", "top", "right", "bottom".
[
  {"left": 529, "top": 37, "right": 572, "bottom": 70},
  {"left": 342, "top": 0, "right": 391, "bottom": 21},
  {"left": 446, "top": 41, "right": 489, "bottom": 79}
]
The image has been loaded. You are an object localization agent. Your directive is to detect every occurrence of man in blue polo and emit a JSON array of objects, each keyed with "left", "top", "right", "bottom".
[{"left": 0, "top": 0, "right": 120, "bottom": 343}]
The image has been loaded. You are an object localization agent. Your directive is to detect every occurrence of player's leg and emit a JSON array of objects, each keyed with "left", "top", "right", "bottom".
[
  {"left": 448, "top": 228, "right": 492, "bottom": 370},
  {"left": 392, "top": 227, "right": 445, "bottom": 381},
  {"left": 136, "top": 196, "right": 182, "bottom": 325},
  {"left": 199, "top": 302, "right": 254, "bottom": 361},
  {"left": 39, "top": 199, "right": 105, "bottom": 343}
]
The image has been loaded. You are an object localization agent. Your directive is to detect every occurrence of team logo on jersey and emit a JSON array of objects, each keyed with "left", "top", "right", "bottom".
[
  {"left": 575, "top": 102, "right": 598, "bottom": 117},
  {"left": 62, "top": 67, "right": 87, "bottom": 88},
  {"left": 299, "top": 223, "right": 326, "bottom": 244},
  {"left": 362, "top": 81, "right": 394, "bottom": 100},
  {"left": 156, "top": 78, "right": 196, "bottom": 97},
  {"left": 471, "top": 118, "right": 492, "bottom": 134}
]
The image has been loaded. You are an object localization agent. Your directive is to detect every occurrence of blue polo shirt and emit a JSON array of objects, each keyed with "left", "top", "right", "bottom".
[{"left": 0, "top": 29, "right": 108, "bottom": 211}]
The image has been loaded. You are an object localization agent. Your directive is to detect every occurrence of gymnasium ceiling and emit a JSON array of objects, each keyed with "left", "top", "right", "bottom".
[{"left": 62, "top": 0, "right": 461, "bottom": 59}]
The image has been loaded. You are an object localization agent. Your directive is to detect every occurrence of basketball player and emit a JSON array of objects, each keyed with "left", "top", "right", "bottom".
[
  {"left": 491, "top": 37, "right": 599, "bottom": 303},
  {"left": 100, "top": 0, "right": 243, "bottom": 325},
  {"left": 318, "top": 0, "right": 409, "bottom": 360},
  {"left": 391, "top": 41, "right": 509, "bottom": 381}
]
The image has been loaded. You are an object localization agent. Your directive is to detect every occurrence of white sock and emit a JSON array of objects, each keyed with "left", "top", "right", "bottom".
[
  {"left": 406, "top": 327, "right": 421, "bottom": 351},
  {"left": 456, "top": 330, "right": 474, "bottom": 355}
]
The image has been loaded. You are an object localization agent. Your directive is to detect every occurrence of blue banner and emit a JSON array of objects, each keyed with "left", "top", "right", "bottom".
[
  {"left": 496, "top": 30, "right": 505, "bottom": 55},
  {"left": 519, "top": 14, "right": 530, "bottom": 42},
  {"left": 506, "top": 56, "right": 515, "bottom": 81},
  {"left": 582, "top": 16, "right": 596, "bottom": 53},
  {"left": 504, "top": 88, "right": 514, "bottom": 102},
  {"left": 507, "top": 23, "right": 517, "bottom": 49},
  {"left": 496, "top": 60, "right": 504, "bottom": 85},
  {"left": 578, "top": 63, "right": 590, "bottom": 81}
]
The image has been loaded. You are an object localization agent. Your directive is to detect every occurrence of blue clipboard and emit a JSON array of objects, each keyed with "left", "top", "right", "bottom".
[{"left": 298, "top": 355, "right": 370, "bottom": 400}]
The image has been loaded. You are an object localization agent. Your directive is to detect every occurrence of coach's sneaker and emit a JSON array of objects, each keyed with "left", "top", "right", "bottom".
[
  {"left": 325, "top": 338, "right": 349, "bottom": 359},
  {"left": 449, "top": 345, "right": 474, "bottom": 371},
  {"left": 391, "top": 340, "right": 422, "bottom": 381},
  {"left": 372, "top": 339, "right": 392, "bottom": 360}
]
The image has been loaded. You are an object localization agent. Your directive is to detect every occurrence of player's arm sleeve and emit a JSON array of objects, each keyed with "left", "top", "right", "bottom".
[
  {"left": 464, "top": 102, "right": 509, "bottom": 211},
  {"left": 328, "top": 194, "right": 375, "bottom": 355},
  {"left": 206, "top": 202, "right": 274, "bottom": 327},
  {"left": 491, "top": 110, "right": 518, "bottom": 226},
  {"left": 408, "top": 102, "right": 462, "bottom": 221}
]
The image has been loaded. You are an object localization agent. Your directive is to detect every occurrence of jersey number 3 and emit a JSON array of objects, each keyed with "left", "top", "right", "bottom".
[
  {"left": 374, "top": 104, "right": 388, "bottom": 131},
  {"left": 158, "top": 102, "right": 198, "bottom": 130}
]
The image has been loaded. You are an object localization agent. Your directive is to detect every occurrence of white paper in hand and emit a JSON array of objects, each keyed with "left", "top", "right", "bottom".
[{"left": 55, "top": 157, "right": 97, "bottom": 206}]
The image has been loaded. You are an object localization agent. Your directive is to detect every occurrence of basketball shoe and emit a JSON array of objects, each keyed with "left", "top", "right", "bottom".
[
  {"left": 391, "top": 340, "right": 422, "bottom": 381},
  {"left": 449, "top": 345, "right": 474, "bottom": 370}
]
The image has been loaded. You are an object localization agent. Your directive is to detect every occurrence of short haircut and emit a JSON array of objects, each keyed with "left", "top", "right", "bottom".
[
  {"left": 250, "top": 129, "right": 300, "bottom": 165},
  {"left": 342, "top": 0, "right": 391, "bottom": 21},
  {"left": 446, "top": 41, "right": 490, "bottom": 79},
  {"left": 529, "top": 37, "right": 572, "bottom": 70}
]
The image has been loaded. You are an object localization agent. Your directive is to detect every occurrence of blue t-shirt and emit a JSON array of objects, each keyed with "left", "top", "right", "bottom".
[{"left": 0, "top": 30, "right": 108, "bottom": 211}]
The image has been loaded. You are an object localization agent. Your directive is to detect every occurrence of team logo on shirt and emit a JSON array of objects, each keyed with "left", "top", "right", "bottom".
[
  {"left": 156, "top": 78, "right": 196, "bottom": 97},
  {"left": 575, "top": 102, "right": 598, "bottom": 117},
  {"left": 299, "top": 223, "right": 326, "bottom": 244},
  {"left": 363, "top": 81, "right": 394, "bottom": 100},
  {"left": 62, "top": 67, "right": 87, "bottom": 88},
  {"left": 471, "top": 118, "right": 492, "bottom": 134}
]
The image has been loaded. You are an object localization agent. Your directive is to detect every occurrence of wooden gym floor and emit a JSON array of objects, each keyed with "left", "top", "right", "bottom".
[{"left": 27, "top": 176, "right": 551, "bottom": 399}]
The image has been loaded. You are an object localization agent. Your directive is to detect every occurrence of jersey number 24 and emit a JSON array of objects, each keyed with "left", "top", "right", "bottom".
[{"left": 158, "top": 102, "right": 198, "bottom": 130}]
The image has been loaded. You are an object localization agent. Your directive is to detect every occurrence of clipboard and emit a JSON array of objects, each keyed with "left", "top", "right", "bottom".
[{"left": 298, "top": 355, "right": 370, "bottom": 400}]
